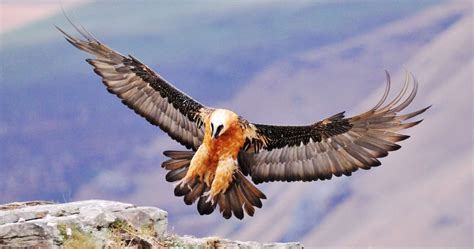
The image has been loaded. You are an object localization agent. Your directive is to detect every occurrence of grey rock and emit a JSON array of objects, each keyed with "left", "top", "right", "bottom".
[
  {"left": 0, "top": 200, "right": 167, "bottom": 248},
  {"left": 175, "top": 236, "right": 303, "bottom": 249},
  {"left": 0, "top": 200, "right": 302, "bottom": 248}
]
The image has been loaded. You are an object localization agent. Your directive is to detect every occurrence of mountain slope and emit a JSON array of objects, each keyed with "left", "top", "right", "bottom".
[
  {"left": 1, "top": 1, "right": 471, "bottom": 247},
  {"left": 302, "top": 8, "right": 472, "bottom": 247},
  {"left": 0, "top": 1, "right": 435, "bottom": 203},
  {"left": 217, "top": 2, "right": 472, "bottom": 246}
]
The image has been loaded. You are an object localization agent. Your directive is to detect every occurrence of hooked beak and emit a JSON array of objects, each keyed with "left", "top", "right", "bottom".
[{"left": 211, "top": 124, "right": 224, "bottom": 139}]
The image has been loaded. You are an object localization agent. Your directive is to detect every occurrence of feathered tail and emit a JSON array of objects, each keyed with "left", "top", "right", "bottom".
[{"left": 162, "top": 150, "right": 266, "bottom": 219}]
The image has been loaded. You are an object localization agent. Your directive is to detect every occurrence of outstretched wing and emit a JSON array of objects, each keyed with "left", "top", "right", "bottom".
[
  {"left": 241, "top": 72, "right": 430, "bottom": 183},
  {"left": 58, "top": 26, "right": 208, "bottom": 150}
]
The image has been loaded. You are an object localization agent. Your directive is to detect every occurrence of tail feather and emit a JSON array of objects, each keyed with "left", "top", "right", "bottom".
[
  {"left": 184, "top": 180, "right": 205, "bottom": 205},
  {"left": 238, "top": 173, "right": 266, "bottom": 208},
  {"left": 165, "top": 167, "right": 189, "bottom": 182},
  {"left": 197, "top": 185, "right": 216, "bottom": 215},
  {"left": 236, "top": 184, "right": 255, "bottom": 216},
  {"left": 174, "top": 183, "right": 191, "bottom": 197},
  {"left": 218, "top": 194, "right": 232, "bottom": 219},
  {"left": 174, "top": 177, "right": 197, "bottom": 197},
  {"left": 162, "top": 158, "right": 191, "bottom": 170},
  {"left": 162, "top": 150, "right": 266, "bottom": 219},
  {"left": 227, "top": 186, "right": 244, "bottom": 219},
  {"left": 163, "top": 150, "right": 208, "bottom": 206},
  {"left": 211, "top": 172, "right": 266, "bottom": 220},
  {"left": 163, "top": 150, "right": 195, "bottom": 160},
  {"left": 162, "top": 150, "right": 194, "bottom": 182}
]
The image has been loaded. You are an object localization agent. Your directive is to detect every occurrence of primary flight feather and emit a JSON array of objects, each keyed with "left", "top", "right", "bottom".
[{"left": 59, "top": 25, "right": 429, "bottom": 220}]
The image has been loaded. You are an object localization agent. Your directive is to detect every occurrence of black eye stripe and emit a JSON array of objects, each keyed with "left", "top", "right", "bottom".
[
  {"left": 211, "top": 123, "right": 214, "bottom": 133},
  {"left": 216, "top": 124, "right": 224, "bottom": 136}
]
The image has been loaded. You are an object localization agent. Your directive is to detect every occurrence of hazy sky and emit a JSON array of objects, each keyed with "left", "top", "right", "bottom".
[
  {"left": 1, "top": 1, "right": 472, "bottom": 247},
  {"left": 0, "top": 0, "right": 87, "bottom": 34}
]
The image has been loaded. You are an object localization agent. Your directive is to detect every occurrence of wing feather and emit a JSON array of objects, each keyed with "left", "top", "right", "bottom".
[
  {"left": 242, "top": 72, "right": 429, "bottom": 183},
  {"left": 58, "top": 26, "right": 208, "bottom": 150}
]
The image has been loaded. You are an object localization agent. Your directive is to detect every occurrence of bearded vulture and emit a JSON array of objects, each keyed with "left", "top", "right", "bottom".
[{"left": 58, "top": 25, "right": 430, "bottom": 220}]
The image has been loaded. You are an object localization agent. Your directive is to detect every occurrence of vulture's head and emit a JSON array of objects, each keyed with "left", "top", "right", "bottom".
[{"left": 210, "top": 109, "right": 238, "bottom": 139}]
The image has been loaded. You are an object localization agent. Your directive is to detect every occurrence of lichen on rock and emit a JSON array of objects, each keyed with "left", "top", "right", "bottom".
[{"left": 0, "top": 200, "right": 302, "bottom": 248}]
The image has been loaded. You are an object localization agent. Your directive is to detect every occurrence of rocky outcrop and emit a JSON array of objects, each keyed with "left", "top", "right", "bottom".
[{"left": 0, "top": 200, "right": 302, "bottom": 248}]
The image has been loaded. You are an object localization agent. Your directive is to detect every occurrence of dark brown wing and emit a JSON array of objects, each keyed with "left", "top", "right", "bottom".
[
  {"left": 242, "top": 72, "right": 430, "bottom": 183},
  {"left": 58, "top": 26, "right": 208, "bottom": 150}
]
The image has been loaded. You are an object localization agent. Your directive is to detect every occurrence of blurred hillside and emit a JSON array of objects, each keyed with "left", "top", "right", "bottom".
[{"left": 0, "top": 1, "right": 472, "bottom": 247}]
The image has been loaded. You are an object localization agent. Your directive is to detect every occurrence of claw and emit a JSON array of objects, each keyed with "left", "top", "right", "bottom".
[
  {"left": 175, "top": 177, "right": 190, "bottom": 189},
  {"left": 203, "top": 190, "right": 216, "bottom": 205}
]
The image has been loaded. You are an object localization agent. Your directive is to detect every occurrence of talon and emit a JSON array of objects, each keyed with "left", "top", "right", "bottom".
[
  {"left": 175, "top": 178, "right": 188, "bottom": 189},
  {"left": 203, "top": 190, "right": 216, "bottom": 204}
]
